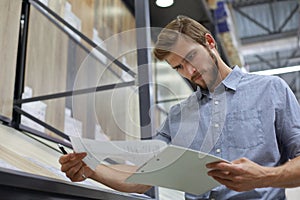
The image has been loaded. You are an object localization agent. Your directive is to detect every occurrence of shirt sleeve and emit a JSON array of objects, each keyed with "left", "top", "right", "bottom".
[
  {"left": 153, "top": 103, "right": 182, "bottom": 144},
  {"left": 275, "top": 78, "right": 300, "bottom": 159},
  {"left": 154, "top": 116, "right": 172, "bottom": 143}
]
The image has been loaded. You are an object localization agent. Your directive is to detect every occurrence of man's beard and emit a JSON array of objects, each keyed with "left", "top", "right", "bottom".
[{"left": 192, "top": 49, "right": 219, "bottom": 90}]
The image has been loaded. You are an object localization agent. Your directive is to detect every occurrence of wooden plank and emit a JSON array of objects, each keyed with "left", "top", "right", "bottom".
[
  {"left": 0, "top": 0, "right": 22, "bottom": 119},
  {"left": 25, "top": 1, "right": 68, "bottom": 138}
]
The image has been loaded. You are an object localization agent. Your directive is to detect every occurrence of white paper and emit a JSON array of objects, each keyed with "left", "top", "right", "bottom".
[{"left": 70, "top": 137, "right": 168, "bottom": 169}]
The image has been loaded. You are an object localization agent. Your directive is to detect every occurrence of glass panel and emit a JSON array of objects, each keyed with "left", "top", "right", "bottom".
[
  {"left": 22, "top": 0, "right": 139, "bottom": 143},
  {"left": 0, "top": 0, "right": 22, "bottom": 119}
]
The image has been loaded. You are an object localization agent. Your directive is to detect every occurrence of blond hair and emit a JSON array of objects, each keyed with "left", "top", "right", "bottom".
[{"left": 153, "top": 16, "right": 212, "bottom": 61}]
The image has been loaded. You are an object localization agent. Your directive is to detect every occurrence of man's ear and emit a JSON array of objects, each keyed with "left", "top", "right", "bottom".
[{"left": 205, "top": 33, "right": 216, "bottom": 49}]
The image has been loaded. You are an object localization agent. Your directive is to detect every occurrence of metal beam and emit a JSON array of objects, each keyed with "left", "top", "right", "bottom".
[
  {"left": 0, "top": 167, "right": 147, "bottom": 200},
  {"left": 254, "top": 54, "right": 277, "bottom": 69},
  {"left": 14, "top": 81, "right": 135, "bottom": 104},
  {"left": 283, "top": 49, "right": 300, "bottom": 67},
  {"left": 135, "top": 0, "right": 155, "bottom": 140},
  {"left": 240, "top": 33, "right": 298, "bottom": 55},
  {"left": 135, "top": 0, "right": 158, "bottom": 199},
  {"left": 269, "top": 1, "right": 276, "bottom": 32},
  {"left": 278, "top": 3, "right": 299, "bottom": 32},
  {"left": 14, "top": 106, "right": 70, "bottom": 141},
  {"left": 276, "top": 52, "right": 281, "bottom": 68},
  {"left": 229, "top": 0, "right": 289, "bottom": 8},
  {"left": 12, "top": 0, "right": 30, "bottom": 129},
  {"left": 30, "top": 0, "right": 136, "bottom": 78},
  {"left": 246, "top": 55, "right": 300, "bottom": 66},
  {"left": 241, "top": 29, "right": 298, "bottom": 44},
  {"left": 233, "top": 6, "right": 272, "bottom": 33}
]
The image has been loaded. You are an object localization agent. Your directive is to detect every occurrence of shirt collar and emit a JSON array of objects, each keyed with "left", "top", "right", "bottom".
[
  {"left": 195, "top": 66, "right": 244, "bottom": 99},
  {"left": 222, "top": 66, "right": 244, "bottom": 91},
  {"left": 196, "top": 86, "right": 209, "bottom": 100}
]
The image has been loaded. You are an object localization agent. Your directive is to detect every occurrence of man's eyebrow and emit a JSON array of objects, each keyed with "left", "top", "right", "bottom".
[{"left": 184, "top": 49, "right": 195, "bottom": 60}]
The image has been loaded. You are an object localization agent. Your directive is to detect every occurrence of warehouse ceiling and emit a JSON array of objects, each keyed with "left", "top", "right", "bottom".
[
  {"left": 123, "top": 0, "right": 300, "bottom": 101},
  {"left": 230, "top": 0, "right": 299, "bottom": 70},
  {"left": 221, "top": 0, "right": 300, "bottom": 100}
]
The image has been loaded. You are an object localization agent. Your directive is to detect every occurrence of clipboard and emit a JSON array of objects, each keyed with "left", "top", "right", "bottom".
[
  {"left": 126, "top": 145, "right": 227, "bottom": 195},
  {"left": 70, "top": 137, "right": 227, "bottom": 195}
]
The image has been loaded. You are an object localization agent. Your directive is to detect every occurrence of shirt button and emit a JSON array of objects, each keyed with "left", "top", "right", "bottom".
[
  {"left": 216, "top": 149, "right": 221, "bottom": 153},
  {"left": 214, "top": 101, "right": 219, "bottom": 105},
  {"left": 214, "top": 123, "right": 219, "bottom": 128}
]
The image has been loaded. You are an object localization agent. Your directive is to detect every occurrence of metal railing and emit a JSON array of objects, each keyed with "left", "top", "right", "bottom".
[{"left": 11, "top": 0, "right": 138, "bottom": 146}]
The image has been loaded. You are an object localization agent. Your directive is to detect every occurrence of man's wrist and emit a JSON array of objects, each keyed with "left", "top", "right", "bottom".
[{"left": 261, "top": 166, "right": 283, "bottom": 188}]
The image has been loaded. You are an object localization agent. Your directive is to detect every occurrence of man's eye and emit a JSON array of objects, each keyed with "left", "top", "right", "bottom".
[
  {"left": 174, "top": 64, "right": 183, "bottom": 71},
  {"left": 186, "top": 51, "right": 196, "bottom": 61}
]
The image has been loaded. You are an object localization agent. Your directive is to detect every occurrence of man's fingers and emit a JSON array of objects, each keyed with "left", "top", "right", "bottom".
[
  {"left": 59, "top": 153, "right": 73, "bottom": 164},
  {"left": 65, "top": 161, "right": 84, "bottom": 178},
  {"left": 208, "top": 169, "right": 232, "bottom": 179},
  {"left": 59, "top": 152, "right": 86, "bottom": 164},
  {"left": 72, "top": 166, "right": 89, "bottom": 182},
  {"left": 60, "top": 152, "right": 87, "bottom": 172},
  {"left": 59, "top": 152, "right": 90, "bottom": 182},
  {"left": 206, "top": 161, "right": 235, "bottom": 171}
]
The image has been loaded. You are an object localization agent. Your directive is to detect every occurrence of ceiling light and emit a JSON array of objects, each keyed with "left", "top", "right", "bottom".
[
  {"left": 156, "top": 0, "right": 174, "bottom": 8},
  {"left": 250, "top": 65, "right": 300, "bottom": 75}
]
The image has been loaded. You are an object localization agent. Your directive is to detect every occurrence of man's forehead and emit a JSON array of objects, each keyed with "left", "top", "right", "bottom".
[
  {"left": 166, "top": 38, "right": 196, "bottom": 63},
  {"left": 170, "top": 36, "right": 197, "bottom": 55}
]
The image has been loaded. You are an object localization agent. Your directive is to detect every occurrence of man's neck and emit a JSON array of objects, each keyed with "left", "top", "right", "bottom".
[{"left": 209, "top": 64, "right": 232, "bottom": 92}]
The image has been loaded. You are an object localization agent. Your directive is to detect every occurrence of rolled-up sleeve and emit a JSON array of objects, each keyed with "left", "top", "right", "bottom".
[{"left": 154, "top": 115, "right": 172, "bottom": 143}]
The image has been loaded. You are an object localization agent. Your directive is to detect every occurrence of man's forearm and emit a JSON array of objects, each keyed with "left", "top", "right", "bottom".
[
  {"left": 207, "top": 156, "right": 300, "bottom": 191},
  {"left": 268, "top": 156, "right": 300, "bottom": 188},
  {"left": 90, "top": 164, "right": 152, "bottom": 194}
]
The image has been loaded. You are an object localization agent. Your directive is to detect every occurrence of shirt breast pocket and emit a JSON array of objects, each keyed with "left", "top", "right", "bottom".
[{"left": 225, "top": 109, "right": 265, "bottom": 149}]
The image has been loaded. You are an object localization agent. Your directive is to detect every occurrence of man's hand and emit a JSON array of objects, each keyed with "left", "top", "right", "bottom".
[
  {"left": 206, "top": 157, "right": 273, "bottom": 192},
  {"left": 59, "top": 152, "right": 94, "bottom": 182}
]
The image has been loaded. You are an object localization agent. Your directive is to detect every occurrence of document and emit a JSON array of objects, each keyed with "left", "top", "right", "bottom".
[
  {"left": 70, "top": 137, "right": 168, "bottom": 169},
  {"left": 70, "top": 137, "right": 227, "bottom": 195}
]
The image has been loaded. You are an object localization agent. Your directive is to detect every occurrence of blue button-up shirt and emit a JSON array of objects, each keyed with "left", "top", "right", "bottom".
[{"left": 155, "top": 66, "right": 300, "bottom": 200}]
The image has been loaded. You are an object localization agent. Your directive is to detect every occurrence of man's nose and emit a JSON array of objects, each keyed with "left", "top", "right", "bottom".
[{"left": 185, "top": 63, "right": 196, "bottom": 76}]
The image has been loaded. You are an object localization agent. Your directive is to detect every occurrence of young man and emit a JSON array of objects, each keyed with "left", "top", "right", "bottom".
[{"left": 59, "top": 16, "right": 300, "bottom": 199}]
